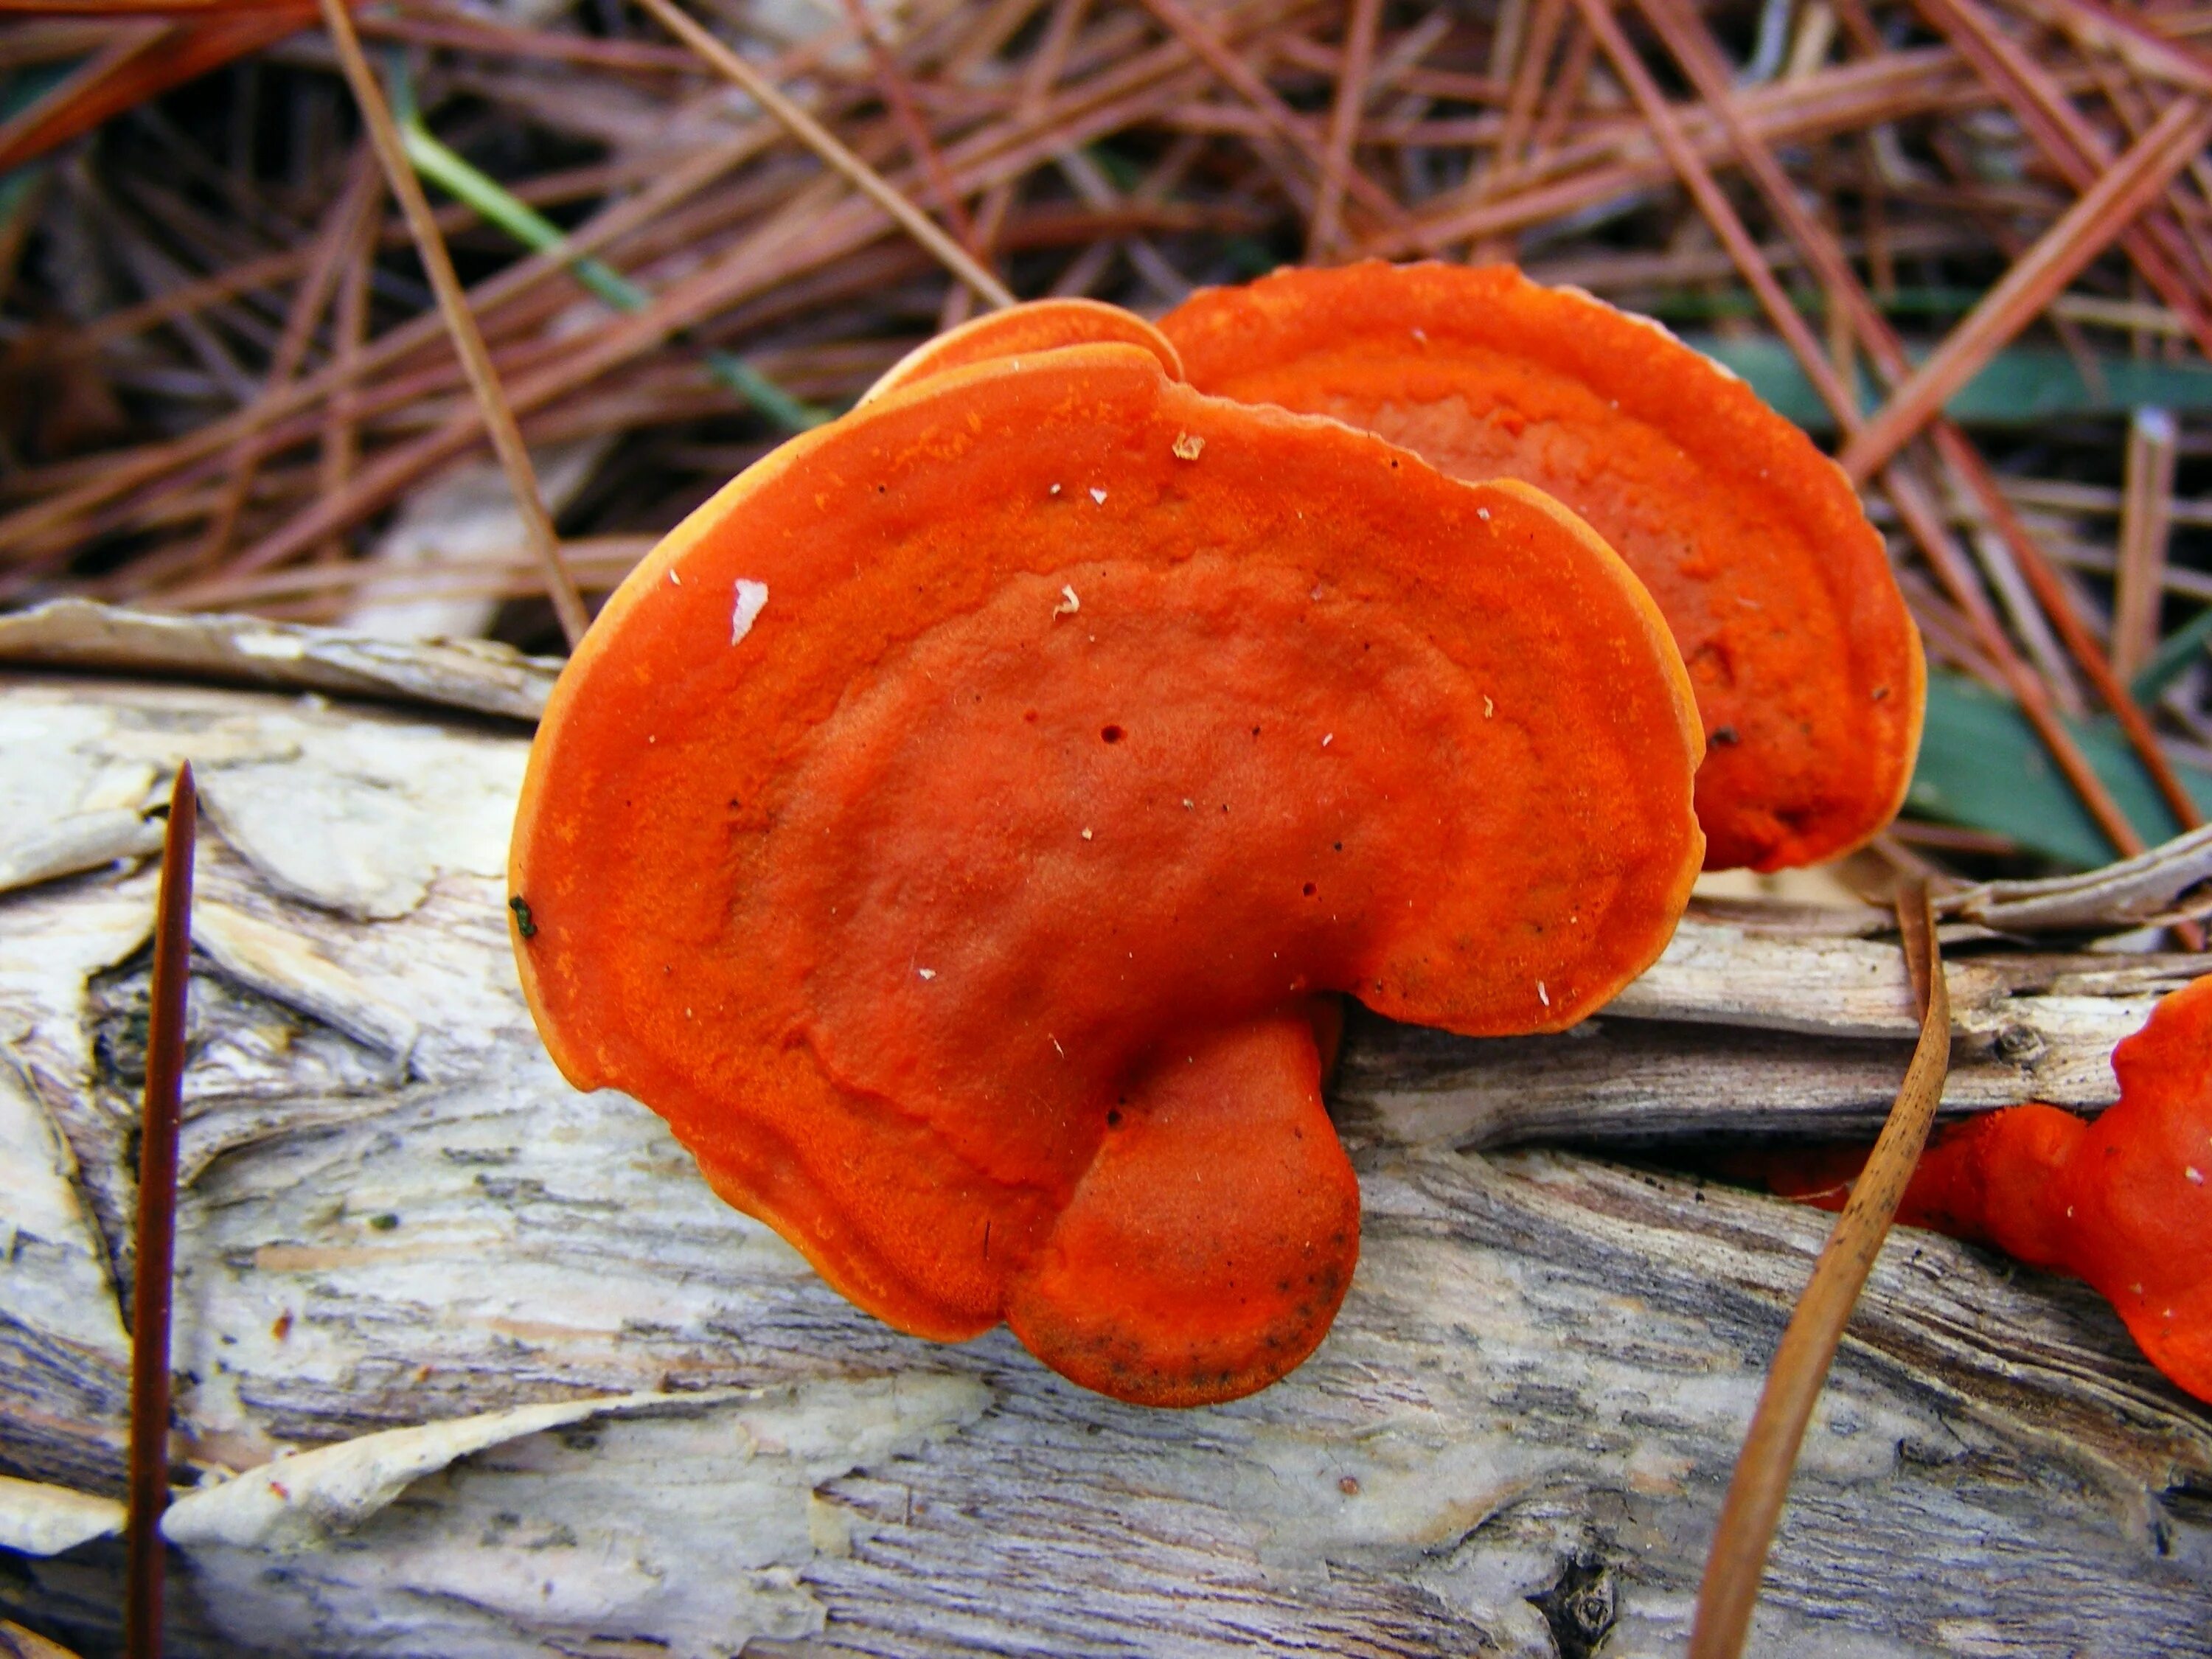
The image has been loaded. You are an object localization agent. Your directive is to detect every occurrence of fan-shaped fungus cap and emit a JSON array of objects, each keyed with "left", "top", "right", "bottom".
[
  {"left": 509, "top": 343, "right": 1705, "bottom": 1406},
  {"left": 1760, "top": 974, "right": 2212, "bottom": 1404},
  {"left": 1159, "top": 261, "right": 1925, "bottom": 874},
  {"left": 860, "top": 298, "right": 1184, "bottom": 404}
]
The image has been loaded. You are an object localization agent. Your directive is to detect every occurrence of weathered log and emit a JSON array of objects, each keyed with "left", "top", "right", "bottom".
[{"left": 1, "top": 650, "right": 2208, "bottom": 1658}]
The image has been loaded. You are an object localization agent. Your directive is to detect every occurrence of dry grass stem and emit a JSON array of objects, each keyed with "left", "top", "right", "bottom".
[
  {"left": 315, "top": 0, "right": 589, "bottom": 646},
  {"left": 125, "top": 763, "right": 197, "bottom": 1659},
  {"left": 629, "top": 0, "right": 1015, "bottom": 308},
  {"left": 1306, "top": 0, "right": 1383, "bottom": 257},
  {"left": 1686, "top": 880, "right": 1952, "bottom": 1659},
  {"left": 2117, "top": 406, "right": 2182, "bottom": 680}
]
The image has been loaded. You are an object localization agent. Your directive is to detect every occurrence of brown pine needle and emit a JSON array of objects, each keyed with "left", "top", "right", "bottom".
[
  {"left": 1306, "top": 0, "right": 1382, "bottom": 259},
  {"left": 316, "top": 0, "right": 589, "bottom": 647},
  {"left": 0, "top": 20, "right": 164, "bottom": 175},
  {"left": 2116, "top": 407, "right": 2181, "bottom": 684},
  {"left": 125, "top": 763, "right": 196, "bottom": 1659},
  {"left": 1135, "top": 0, "right": 1429, "bottom": 248},
  {"left": 1467, "top": 0, "right": 1566, "bottom": 260},
  {"left": 1687, "top": 880, "right": 1952, "bottom": 1659},
  {"left": 836, "top": 0, "right": 983, "bottom": 254},
  {"left": 193, "top": 146, "right": 379, "bottom": 574},
  {"left": 1921, "top": 0, "right": 2212, "bottom": 359},
  {"left": 628, "top": 0, "right": 1015, "bottom": 310},
  {"left": 1839, "top": 96, "right": 2212, "bottom": 481},
  {"left": 318, "top": 142, "right": 380, "bottom": 564},
  {"left": 954, "top": 0, "right": 1087, "bottom": 324}
]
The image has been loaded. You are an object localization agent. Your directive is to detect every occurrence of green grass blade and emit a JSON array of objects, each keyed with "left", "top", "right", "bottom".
[
  {"left": 2130, "top": 605, "right": 2212, "bottom": 707},
  {"left": 1685, "top": 335, "right": 2212, "bottom": 433},
  {"left": 398, "top": 123, "right": 647, "bottom": 313},
  {"left": 389, "top": 68, "right": 829, "bottom": 433},
  {"left": 1907, "top": 667, "right": 2212, "bottom": 867}
]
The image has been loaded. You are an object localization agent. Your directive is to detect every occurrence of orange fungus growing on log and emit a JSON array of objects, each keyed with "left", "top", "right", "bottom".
[
  {"left": 1159, "top": 261, "right": 1926, "bottom": 874},
  {"left": 1761, "top": 974, "right": 2212, "bottom": 1405},
  {"left": 509, "top": 343, "right": 1705, "bottom": 1405}
]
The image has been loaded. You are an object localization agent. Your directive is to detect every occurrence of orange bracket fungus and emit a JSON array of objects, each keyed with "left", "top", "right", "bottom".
[
  {"left": 1757, "top": 974, "right": 2212, "bottom": 1405},
  {"left": 510, "top": 342, "right": 1706, "bottom": 1406},
  {"left": 859, "top": 297, "right": 1184, "bottom": 404},
  {"left": 1158, "top": 261, "right": 1926, "bottom": 874}
]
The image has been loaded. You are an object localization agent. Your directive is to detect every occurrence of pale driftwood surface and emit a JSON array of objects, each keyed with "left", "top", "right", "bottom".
[
  {"left": 0, "top": 600, "right": 563, "bottom": 723},
  {"left": 1, "top": 669, "right": 2209, "bottom": 1659}
]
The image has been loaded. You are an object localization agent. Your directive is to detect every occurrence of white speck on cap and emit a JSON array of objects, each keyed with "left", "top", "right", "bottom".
[
  {"left": 1090, "top": 487, "right": 1108, "bottom": 504},
  {"left": 731, "top": 579, "right": 770, "bottom": 644},
  {"left": 1054, "top": 585, "right": 1081, "bottom": 617},
  {"left": 1537, "top": 981, "right": 1550, "bottom": 1006},
  {"left": 917, "top": 967, "right": 936, "bottom": 981}
]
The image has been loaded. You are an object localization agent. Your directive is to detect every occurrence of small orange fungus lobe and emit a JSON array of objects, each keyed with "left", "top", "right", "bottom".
[
  {"left": 510, "top": 344, "right": 1705, "bottom": 1405},
  {"left": 1159, "top": 261, "right": 1926, "bottom": 873},
  {"left": 860, "top": 298, "right": 1185, "bottom": 404},
  {"left": 1761, "top": 974, "right": 2212, "bottom": 1405}
]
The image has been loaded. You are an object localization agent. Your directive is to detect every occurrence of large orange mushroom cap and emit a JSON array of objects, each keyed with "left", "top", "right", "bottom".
[
  {"left": 509, "top": 344, "right": 1705, "bottom": 1405},
  {"left": 1159, "top": 261, "right": 1926, "bottom": 873}
]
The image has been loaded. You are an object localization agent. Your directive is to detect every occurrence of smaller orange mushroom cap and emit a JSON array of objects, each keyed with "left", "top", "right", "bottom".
[
  {"left": 1159, "top": 261, "right": 1926, "bottom": 874},
  {"left": 860, "top": 299, "right": 1184, "bottom": 404},
  {"left": 509, "top": 343, "right": 1705, "bottom": 1405},
  {"left": 1758, "top": 973, "right": 2212, "bottom": 1405}
]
